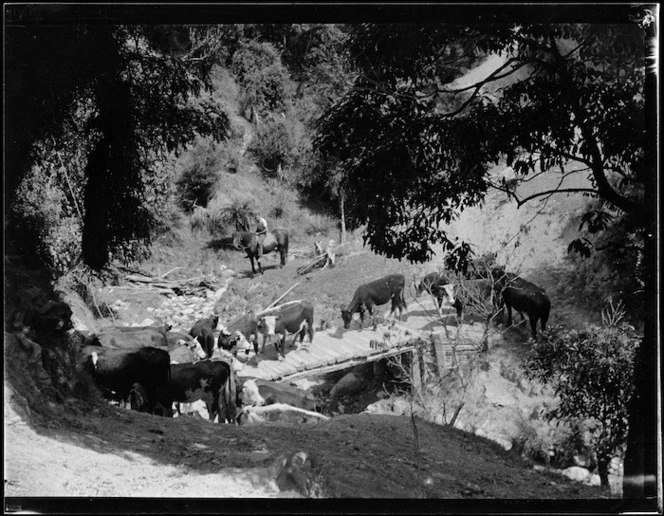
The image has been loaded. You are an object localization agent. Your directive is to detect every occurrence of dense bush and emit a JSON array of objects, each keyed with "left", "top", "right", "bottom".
[
  {"left": 175, "top": 137, "right": 223, "bottom": 211},
  {"left": 564, "top": 206, "right": 645, "bottom": 324},
  {"left": 231, "top": 40, "right": 295, "bottom": 117},
  {"left": 12, "top": 155, "right": 84, "bottom": 277},
  {"left": 523, "top": 301, "right": 639, "bottom": 487}
]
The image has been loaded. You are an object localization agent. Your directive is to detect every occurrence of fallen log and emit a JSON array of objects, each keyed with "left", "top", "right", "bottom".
[
  {"left": 238, "top": 403, "right": 329, "bottom": 425},
  {"left": 257, "top": 300, "right": 304, "bottom": 317},
  {"left": 261, "top": 283, "right": 299, "bottom": 313}
]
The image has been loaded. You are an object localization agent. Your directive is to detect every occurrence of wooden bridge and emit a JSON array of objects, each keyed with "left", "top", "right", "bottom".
[{"left": 233, "top": 297, "right": 491, "bottom": 383}]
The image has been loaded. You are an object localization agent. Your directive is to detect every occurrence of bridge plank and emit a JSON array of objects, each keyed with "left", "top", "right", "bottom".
[
  {"left": 307, "top": 346, "right": 337, "bottom": 366},
  {"left": 285, "top": 353, "right": 309, "bottom": 372},
  {"left": 332, "top": 339, "right": 362, "bottom": 358},
  {"left": 258, "top": 360, "right": 288, "bottom": 380}
]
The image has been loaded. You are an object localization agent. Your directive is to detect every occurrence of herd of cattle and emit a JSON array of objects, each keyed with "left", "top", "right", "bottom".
[
  {"left": 78, "top": 304, "right": 321, "bottom": 423},
  {"left": 77, "top": 257, "right": 550, "bottom": 422}
]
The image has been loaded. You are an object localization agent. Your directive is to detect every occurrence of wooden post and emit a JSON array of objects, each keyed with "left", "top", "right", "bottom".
[
  {"left": 431, "top": 333, "right": 446, "bottom": 379},
  {"left": 411, "top": 348, "right": 422, "bottom": 396}
]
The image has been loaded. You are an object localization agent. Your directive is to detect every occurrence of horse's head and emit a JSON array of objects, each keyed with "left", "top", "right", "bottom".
[{"left": 231, "top": 231, "right": 243, "bottom": 250}]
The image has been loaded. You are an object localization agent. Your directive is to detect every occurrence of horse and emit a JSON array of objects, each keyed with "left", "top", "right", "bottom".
[
  {"left": 232, "top": 229, "right": 289, "bottom": 276},
  {"left": 495, "top": 272, "right": 550, "bottom": 339}
]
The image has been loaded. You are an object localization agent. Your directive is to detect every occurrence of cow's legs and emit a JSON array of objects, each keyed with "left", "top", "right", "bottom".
[
  {"left": 208, "top": 395, "right": 220, "bottom": 423},
  {"left": 276, "top": 333, "right": 286, "bottom": 359},
  {"left": 529, "top": 315, "right": 538, "bottom": 340},
  {"left": 505, "top": 303, "right": 513, "bottom": 327}
]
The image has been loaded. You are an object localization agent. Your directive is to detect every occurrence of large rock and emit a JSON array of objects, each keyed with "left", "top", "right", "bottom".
[
  {"left": 329, "top": 372, "right": 363, "bottom": 399},
  {"left": 562, "top": 466, "right": 592, "bottom": 483},
  {"left": 480, "top": 372, "right": 520, "bottom": 407}
]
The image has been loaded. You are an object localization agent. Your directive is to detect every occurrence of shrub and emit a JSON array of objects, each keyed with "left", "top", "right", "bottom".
[
  {"left": 174, "top": 137, "right": 223, "bottom": 211},
  {"left": 231, "top": 40, "right": 295, "bottom": 116},
  {"left": 249, "top": 117, "right": 295, "bottom": 177},
  {"left": 303, "top": 213, "right": 338, "bottom": 237},
  {"left": 522, "top": 302, "right": 639, "bottom": 487},
  {"left": 12, "top": 163, "right": 83, "bottom": 277}
]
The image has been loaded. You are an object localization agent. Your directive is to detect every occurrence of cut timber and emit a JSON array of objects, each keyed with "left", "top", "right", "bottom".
[
  {"left": 431, "top": 333, "right": 446, "bottom": 379},
  {"left": 296, "top": 250, "right": 335, "bottom": 275},
  {"left": 260, "top": 284, "right": 300, "bottom": 314},
  {"left": 240, "top": 403, "right": 328, "bottom": 425},
  {"left": 411, "top": 348, "right": 422, "bottom": 395}
]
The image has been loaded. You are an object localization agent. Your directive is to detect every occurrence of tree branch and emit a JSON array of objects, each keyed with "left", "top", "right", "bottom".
[
  {"left": 437, "top": 58, "right": 528, "bottom": 95},
  {"left": 548, "top": 35, "right": 644, "bottom": 218},
  {"left": 514, "top": 188, "right": 599, "bottom": 207}
]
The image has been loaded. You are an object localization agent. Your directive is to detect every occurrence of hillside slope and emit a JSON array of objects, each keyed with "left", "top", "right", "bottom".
[{"left": 5, "top": 381, "right": 610, "bottom": 501}]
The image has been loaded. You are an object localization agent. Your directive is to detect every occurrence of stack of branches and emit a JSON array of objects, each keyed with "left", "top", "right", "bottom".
[
  {"left": 122, "top": 267, "right": 221, "bottom": 296},
  {"left": 296, "top": 240, "right": 339, "bottom": 275}
]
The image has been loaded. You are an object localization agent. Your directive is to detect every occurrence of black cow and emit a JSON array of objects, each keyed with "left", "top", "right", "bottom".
[
  {"left": 341, "top": 274, "right": 407, "bottom": 329},
  {"left": 496, "top": 273, "right": 550, "bottom": 339},
  {"left": 170, "top": 360, "right": 237, "bottom": 424},
  {"left": 82, "top": 346, "right": 173, "bottom": 417},
  {"left": 189, "top": 316, "right": 219, "bottom": 359},
  {"left": 414, "top": 272, "right": 463, "bottom": 316},
  {"left": 256, "top": 301, "right": 315, "bottom": 359}
]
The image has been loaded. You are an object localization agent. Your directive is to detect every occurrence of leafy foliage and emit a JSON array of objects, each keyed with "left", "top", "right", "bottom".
[
  {"left": 219, "top": 199, "right": 256, "bottom": 233},
  {"left": 231, "top": 40, "right": 295, "bottom": 117},
  {"left": 523, "top": 308, "right": 639, "bottom": 486},
  {"left": 6, "top": 12, "right": 231, "bottom": 272},
  {"left": 175, "top": 137, "right": 224, "bottom": 211},
  {"left": 315, "top": 22, "right": 648, "bottom": 265}
]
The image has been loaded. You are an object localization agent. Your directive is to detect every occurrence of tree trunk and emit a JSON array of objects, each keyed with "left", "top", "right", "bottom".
[
  {"left": 597, "top": 456, "right": 610, "bottom": 489},
  {"left": 339, "top": 190, "right": 347, "bottom": 244}
]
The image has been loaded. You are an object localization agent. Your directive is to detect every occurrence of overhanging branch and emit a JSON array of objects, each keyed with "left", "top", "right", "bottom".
[{"left": 514, "top": 188, "right": 600, "bottom": 207}]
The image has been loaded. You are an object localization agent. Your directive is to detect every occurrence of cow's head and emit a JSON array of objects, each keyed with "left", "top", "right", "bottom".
[
  {"left": 240, "top": 379, "right": 266, "bottom": 407},
  {"left": 182, "top": 338, "right": 207, "bottom": 360},
  {"left": 413, "top": 280, "right": 425, "bottom": 298},
  {"left": 257, "top": 315, "right": 280, "bottom": 336},
  {"left": 234, "top": 330, "right": 251, "bottom": 352},
  {"left": 340, "top": 308, "right": 352, "bottom": 329},
  {"left": 441, "top": 283, "right": 456, "bottom": 305},
  {"left": 217, "top": 324, "right": 234, "bottom": 349},
  {"left": 211, "top": 316, "right": 219, "bottom": 329},
  {"left": 91, "top": 351, "right": 100, "bottom": 368}
]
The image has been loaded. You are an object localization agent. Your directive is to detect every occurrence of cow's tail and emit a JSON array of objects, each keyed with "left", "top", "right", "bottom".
[{"left": 221, "top": 360, "right": 238, "bottom": 424}]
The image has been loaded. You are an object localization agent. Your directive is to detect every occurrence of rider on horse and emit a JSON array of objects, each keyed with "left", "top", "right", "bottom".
[{"left": 254, "top": 213, "right": 268, "bottom": 257}]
